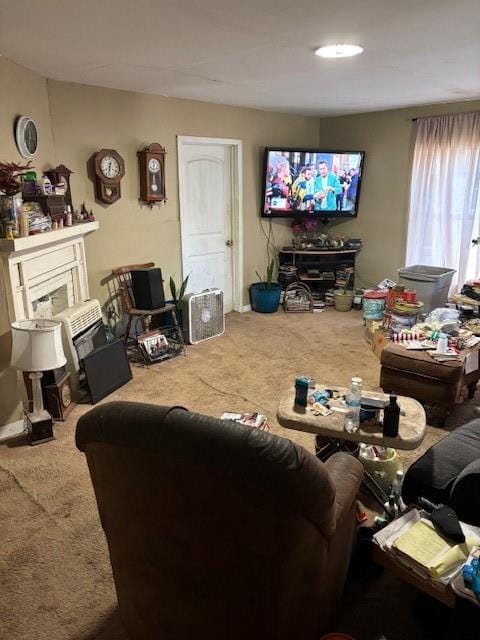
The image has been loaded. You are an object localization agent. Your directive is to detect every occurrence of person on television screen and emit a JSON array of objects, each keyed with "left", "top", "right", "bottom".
[
  {"left": 336, "top": 168, "right": 350, "bottom": 210},
  {"left": 271, "top": 157, "right": 292, "bottom": 198},
  {"left": 314, "top": 161, "right": 342, "bottom": 210},
  {"left": 346, "top": 167, "right": 359, "bottom": 208},
  {"left": 291, "top": 166, "right": 315, "bottom": 210}
]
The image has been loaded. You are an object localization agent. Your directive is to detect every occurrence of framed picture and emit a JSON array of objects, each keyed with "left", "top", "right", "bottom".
[{"left": 138, "top": 330, "right": 169, "bottom": 361}]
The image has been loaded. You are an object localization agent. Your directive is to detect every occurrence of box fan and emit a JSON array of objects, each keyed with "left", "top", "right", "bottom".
[{"left": 183, "top": 289, "right": 224, "bottom": 344}]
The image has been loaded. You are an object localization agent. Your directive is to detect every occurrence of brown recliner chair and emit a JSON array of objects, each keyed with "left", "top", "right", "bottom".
[{"left": 76, "top": 401, "right": 363, "bottom": 640}]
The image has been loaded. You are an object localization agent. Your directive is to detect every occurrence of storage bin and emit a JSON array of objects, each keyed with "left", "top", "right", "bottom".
[
  {"left": 363, "top": 290, "right": 387, "bottom": 321},
  {"left": 358, "top": 447, "right": 402, "bottom": 492},
  {"left": 397, "top": 265, "right": 456, "bottom": 314}
]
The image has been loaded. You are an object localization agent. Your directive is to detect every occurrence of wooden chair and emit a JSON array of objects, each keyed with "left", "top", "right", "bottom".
[{"left": 111, "top": 263, "right": 182, "bottom": 344}]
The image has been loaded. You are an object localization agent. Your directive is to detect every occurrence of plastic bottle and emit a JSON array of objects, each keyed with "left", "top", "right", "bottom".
[
  {"left": 391, "top": 470, "right": 404, "bottom": 501},
  {"left": 344, "top": 376, "right": 363, "bottom": 433},
  {"left": 436, "top": 333, "right": 448, "bottom": 354},
  {"left": 391, "top": 469, "right": 406, "bottom": 512},
  {"left": 18, "top": 207, "right": 29, "bottom": 237},
  {"left": 383, "top": 393, "right": 400, "bottom": 437},
  {"left": 384, "top": 494, "right": 399, "bottom": 519}
]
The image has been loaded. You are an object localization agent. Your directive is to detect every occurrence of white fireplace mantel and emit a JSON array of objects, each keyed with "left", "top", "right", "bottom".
[
  {"left": 0, "top": 221, "right": 99, "bottom": 254},
  {"left": 0, "top": 221, "right": 99, "bottom": 322}
]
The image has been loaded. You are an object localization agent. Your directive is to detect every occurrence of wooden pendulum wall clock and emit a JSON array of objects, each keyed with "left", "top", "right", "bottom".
[
  {"left": 92, "top": 149, "right": 125, "bottom": 204},
  {"left": 137, "top": 143, "right": 166, "bottom": 205}
]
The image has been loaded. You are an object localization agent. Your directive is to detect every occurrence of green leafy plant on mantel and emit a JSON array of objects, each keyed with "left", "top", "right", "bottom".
[
  {"left": 169, "top": 274, "right": 189, "bottom": 308},
  {"left": 256, "top": 259, "right": 275, "bottom": 289}
]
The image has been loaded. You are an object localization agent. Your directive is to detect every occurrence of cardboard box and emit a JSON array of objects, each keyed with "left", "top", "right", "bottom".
[
  {"left": 372, "top": 329, "right": 390, "bottom": 359},
  {"left": 365, "top": 319, "right": 390, "bottom": 359}
]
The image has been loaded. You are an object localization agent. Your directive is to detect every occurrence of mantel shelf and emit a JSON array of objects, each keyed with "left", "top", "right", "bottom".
[{"left": 0, "top": 221, "right": 99, "bottom": 254}]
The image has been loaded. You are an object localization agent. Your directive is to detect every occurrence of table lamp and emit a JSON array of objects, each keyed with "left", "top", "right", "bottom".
[{"left": 11, "top": 319, "right": 66, "bottom": 445}]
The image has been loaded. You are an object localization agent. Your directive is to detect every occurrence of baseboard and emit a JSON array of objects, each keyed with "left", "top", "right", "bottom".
[
  {"left": 240, "top": 304, "right": 251, "bottom": 313},
  {"left": 0, "top": 419, "right": 25, "bottom": 442}
]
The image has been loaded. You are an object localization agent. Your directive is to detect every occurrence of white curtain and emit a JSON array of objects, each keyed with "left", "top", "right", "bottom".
[{"left": 405, "top": 111, "right": 480, "bottom": 291}]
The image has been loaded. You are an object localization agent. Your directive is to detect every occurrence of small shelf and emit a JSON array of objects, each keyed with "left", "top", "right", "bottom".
[
  {"left": 298, "top": 275, "right": 336, "bottom": 282},
  {"left": 279, "top": 246, "right": 358, "bottom": 298}
]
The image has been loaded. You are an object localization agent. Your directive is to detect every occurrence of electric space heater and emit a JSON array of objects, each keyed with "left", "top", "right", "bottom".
[
  {"left": 183, "top": 289, "right": 225, "bottom": 344},
  {"left": 52, "top": 299, "right": 103, "bottom": 388}
]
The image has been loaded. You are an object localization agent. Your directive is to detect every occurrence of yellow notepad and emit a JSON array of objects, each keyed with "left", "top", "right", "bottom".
[{"left": 393, "top": 519, "right": 471, "bottom": 578}]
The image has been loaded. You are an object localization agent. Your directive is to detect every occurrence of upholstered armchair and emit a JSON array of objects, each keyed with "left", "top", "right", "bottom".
[{"left": 76, "top": 401, "right": 363, "bottom": 640}]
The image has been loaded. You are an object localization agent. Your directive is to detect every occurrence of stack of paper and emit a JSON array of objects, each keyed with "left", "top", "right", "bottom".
[
  {"left": 374, "top": 510, "right": 480, "bottom": 584},
  {"left": 393, "top": 519, "right": 471, "bottom": 578}
]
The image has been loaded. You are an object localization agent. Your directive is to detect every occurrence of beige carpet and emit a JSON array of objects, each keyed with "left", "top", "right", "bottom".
[{"left": 1, "top": 310, "right": 478, "bottom": 640}]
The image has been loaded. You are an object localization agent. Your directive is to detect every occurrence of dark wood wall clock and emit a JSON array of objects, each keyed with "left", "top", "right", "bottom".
[
  {"left": 137, "top": 143, "right": 166, "bottom": 205},
  {"left": 92, "top": 149, "right": 125, "bottom": 204},
  {"left": 45, "top": 164, "right": 74, "bottom": 209}
]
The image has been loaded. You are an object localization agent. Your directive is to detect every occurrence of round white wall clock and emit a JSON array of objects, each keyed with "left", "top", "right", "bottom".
[{"left": 15, "top": 116, "right": 38, "bottom": 159}]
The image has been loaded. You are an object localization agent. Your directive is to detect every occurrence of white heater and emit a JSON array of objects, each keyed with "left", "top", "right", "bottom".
[{"left": 52, "top": 299, "right": 103, "bottom": 387}]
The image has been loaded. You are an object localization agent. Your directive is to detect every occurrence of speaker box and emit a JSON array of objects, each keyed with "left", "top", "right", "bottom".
[
  {"left": 131, "top": 268, "right": 165, "bottom": 310},
  {"left": 82, "top": 339, "right": 132, "bottom": 404}
]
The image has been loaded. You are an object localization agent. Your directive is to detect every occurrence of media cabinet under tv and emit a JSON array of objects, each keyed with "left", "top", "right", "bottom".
[{"left": 279, "top": 249, "right": 357, "bottom": 297}]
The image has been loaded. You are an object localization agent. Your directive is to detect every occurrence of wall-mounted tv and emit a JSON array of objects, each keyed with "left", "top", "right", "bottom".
[{"left": 262, "top": 147, "right": 365, "bottom": 218}]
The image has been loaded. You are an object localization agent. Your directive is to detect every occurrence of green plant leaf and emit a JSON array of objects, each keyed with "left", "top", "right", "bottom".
[
  {"left": 178, "top": 274, "right": 189, "bottom": 304},
  {"left": 169, "top": 276, "right": 177, "bottom": 304}
]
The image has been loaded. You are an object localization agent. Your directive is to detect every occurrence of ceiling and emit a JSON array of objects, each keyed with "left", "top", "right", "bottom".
[{"left": 1, "top": 0, "right": 479, "bottom": 116}]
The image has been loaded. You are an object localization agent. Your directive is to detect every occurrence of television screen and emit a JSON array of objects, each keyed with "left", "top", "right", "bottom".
[{"left": 262, "top": 148, "right": 365, "bottom": 218}]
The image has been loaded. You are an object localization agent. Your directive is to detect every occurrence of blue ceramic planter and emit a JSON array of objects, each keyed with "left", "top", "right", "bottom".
[{"left": 250, "top": 283, "right": 282, "bottom": 313}]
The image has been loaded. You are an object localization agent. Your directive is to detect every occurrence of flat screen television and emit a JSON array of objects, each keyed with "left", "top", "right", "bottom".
[{"left": 262, "top": 147, "right": 365, "bottom": 219}]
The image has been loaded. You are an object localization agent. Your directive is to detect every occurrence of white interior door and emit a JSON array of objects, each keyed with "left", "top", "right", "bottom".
[{"left": 178, "top": 141, "right": 234, "bottom": 312}]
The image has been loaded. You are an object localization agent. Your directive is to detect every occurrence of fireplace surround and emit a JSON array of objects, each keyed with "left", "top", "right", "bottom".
[{"left": 0, "top": 221, "right": 99, "bottom": 323}]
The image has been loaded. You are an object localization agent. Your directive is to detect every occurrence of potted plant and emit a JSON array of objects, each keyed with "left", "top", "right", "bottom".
[
  {"left": 0, "top": 161, "right": 32, "bottom": 237},
  {"left": 334, "top": 271, "right": 355, "bottom": 312},
  {"left": 169, "top": 274, "right": 189, "bottom": 328},
  {"left": 250, "top": 259, "right": 282, "bottom": 313}
]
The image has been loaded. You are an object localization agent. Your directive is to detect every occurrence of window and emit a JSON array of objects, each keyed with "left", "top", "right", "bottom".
[{"left": 405, "top": 112, "right": 480, "bottom": 291}]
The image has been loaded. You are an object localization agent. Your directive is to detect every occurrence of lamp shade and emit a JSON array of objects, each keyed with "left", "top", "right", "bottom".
[{"left": 11, "top": 319, "right": 66, "bottom": 372}]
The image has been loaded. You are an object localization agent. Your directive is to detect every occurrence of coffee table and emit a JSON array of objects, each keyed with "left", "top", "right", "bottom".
[{"left": 277, "top": 386, "right": 426, "bottom": 450}]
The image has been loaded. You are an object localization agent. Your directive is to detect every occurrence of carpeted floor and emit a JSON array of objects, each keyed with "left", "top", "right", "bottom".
[{"left": 1, "top": 310, "right": 478, "bottom": 640}]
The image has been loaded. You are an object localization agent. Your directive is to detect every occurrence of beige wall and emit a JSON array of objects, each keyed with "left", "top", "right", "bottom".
[
  {"left": 319, "top": 100, "right": 480, "bottom": 289},
  {"left": 0, "top": 58, "right": 56, "bottom": 425},
  {"left": 47, "top": 80, "right": 318, "bottom": 309},
  {"left": 0, "top": 63, "right": 318, "bottom": 425}
]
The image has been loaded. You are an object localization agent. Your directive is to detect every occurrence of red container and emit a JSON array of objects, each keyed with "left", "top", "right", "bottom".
[{"left": 406, "top": 289, "right": 417, "bottom": 303}]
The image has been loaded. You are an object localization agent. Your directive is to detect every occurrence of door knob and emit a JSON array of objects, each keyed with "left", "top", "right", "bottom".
[{"left": 226, "top": 239, "right": 233, "bottom": 247}]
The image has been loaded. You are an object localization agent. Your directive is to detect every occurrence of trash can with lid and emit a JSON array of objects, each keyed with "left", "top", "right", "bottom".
[{"left": 397, "top": 265, "right": 456, "bottom": 314}]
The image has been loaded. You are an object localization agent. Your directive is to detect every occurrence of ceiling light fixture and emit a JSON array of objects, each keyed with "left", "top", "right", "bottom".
[{"left": 315, "top": 44, "right": 363, "bottom": 59}]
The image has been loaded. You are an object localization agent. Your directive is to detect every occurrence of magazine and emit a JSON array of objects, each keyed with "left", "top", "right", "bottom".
[{"left": 221, "top": 412, "right": 270, "bottom": 430}]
